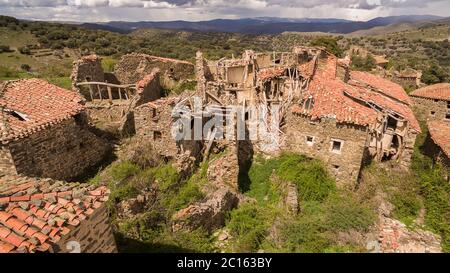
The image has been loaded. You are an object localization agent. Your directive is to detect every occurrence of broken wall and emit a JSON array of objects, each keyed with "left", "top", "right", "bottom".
[
  {"left": 134, "top": 98, "right": 202, "bottom": 159},
  {"left": 114, "top": 53, "right": 195, "bottom": 89},
  {"left": 71, "top": 55, "right": 105, "bottom": 91}
]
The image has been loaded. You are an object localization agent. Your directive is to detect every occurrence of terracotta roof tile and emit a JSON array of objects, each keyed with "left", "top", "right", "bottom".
[
  {"left": 0, "top": 79, "right": 85, "bottom": 143},
  {"left": 345, "top": 84, "right": 421, "bottom": 132},
  {"left": 410, "top": 83, "right": 450, "bottom": 101},
  {"left": 257, "top": 67, "right": 285, "bottom": 82},
  {"left": 351, "top": 71, "right": 412, "bottom": 105},
  {"left": 0, "top": 175, "right": 109, "bottom": 253},
  {"left": 427, "top": 120, "right": 450, "bottom": 158},
  {"left": 293, "top": 56, "right": 378, "bottom": 127}
]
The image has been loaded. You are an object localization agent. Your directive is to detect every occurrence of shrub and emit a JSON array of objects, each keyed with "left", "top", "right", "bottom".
[
  {"left": 109, "top": 161, "right": 140, "bottom": 182},
  {"left": 276, "top": 154, "right": 336, "bottom": 202},
  {"left": 18, "top": 46, "right": 31, "bottom": 55},
  {"left": 20, "top": 64, "right": 31, "bottom": 72},
  {"left": 323, "top": 193, "right": 375, "bottom": 232},
  {"left": 310, "top": 37, "right": 344, "bottom": 57},
  {"left": 0, "top": 45, "right": 13, "bottom": 53},
  {"left": 227, "top": 204, "right": 270, "bottom": 252}
]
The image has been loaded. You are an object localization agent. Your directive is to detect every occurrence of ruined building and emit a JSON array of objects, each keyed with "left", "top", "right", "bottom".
[
  {"left": 0, "top": 174, "right": 117, "bottom": 253},
  {"left": 410, "top": 83, "right": 450, "bottom": 122},
  {"left": 114, "top": 53, "right": 195, "bottom": 89},
  {"left": 391, "top": 68, "right": 423, "bottom": 90},
  {"left": 192, "top": 47, "right": 420, "bottom": 186},
  {"left": 71, "top": 55, "right": 163, "bottom": 136},
  {"left": 0, "top": 79, "right": 110, "bottom": 181}
]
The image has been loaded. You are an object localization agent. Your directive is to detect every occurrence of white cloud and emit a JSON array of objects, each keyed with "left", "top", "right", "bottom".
[{"left": 0, "top": 0, "right": 448, "bottom": 22}]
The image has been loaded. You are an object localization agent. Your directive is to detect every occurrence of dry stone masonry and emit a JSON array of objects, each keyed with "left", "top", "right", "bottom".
[{"left": 0, "top": 79, "right": 110, "bottom": 181}]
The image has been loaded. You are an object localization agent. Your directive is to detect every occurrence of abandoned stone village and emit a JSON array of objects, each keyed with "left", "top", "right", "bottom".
[{"left": 0, "top": 47, "right": 448, "bottom": 253}]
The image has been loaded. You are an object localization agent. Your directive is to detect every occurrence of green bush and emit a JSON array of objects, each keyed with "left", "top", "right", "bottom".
[
  {"left": 323, "top": 193, "right": 375, "bottom": 232},
  {"left": 18, "top": 46, "right": 31, "bottom": 55},
  {"left": 109, "top": 161, "right": 140, "bottom": 182},
  {"left": 276, "top": 154, "right": 335, "bottom": 202},
  {"left": 227, "top": 204, "right": 270, "bottom": 252},
  {"left": 310, "top": 36, "right": 344, "bottom": 57}
]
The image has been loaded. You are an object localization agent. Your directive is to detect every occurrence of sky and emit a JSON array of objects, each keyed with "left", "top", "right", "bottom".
[{"left": 0, "top": 0, "right": 449, "bottom": 22}]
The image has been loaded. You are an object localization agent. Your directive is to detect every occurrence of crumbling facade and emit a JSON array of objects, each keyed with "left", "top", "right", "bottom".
[
  {"left": 410, "top": 83, "right": 450, "bottom": 122},
  {"left": 134, "top": 95, "right": 202, "bottom": 160},
  {"left": 114, "top": 53, "right": 195, "bottom": 89},
  {"left": 0, "top": 79, "right": 110, "bottom": 181},
  {"left": 0, "top": 175, "right": 117, "bottom": 253},
  {"left": 193, "top": 47, "right": 420, "bottom": 186},
  {"left": 71, "top": 55, "right": 162, "bottom": 136}
]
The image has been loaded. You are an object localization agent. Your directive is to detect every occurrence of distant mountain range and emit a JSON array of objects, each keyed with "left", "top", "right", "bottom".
[{"left": 78, "top": 15, "right": 446, "bottom": 35}]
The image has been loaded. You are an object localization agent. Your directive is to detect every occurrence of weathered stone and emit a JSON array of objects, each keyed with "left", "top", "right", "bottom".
[{"left": 171, "top": 187, "right": 240, "bottom": 233}]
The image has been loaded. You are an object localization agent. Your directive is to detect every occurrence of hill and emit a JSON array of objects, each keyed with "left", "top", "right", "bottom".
[{"left": 81, "top": 15, "right": 445, "bottom": 35}]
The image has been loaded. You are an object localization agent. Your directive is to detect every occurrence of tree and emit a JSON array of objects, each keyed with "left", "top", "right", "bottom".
[
  {"left": 18, "top": 46, "right": 31, "bottom": 55},
  {"left": 310, "top": 37, "right": 343, "bottom": 57},
  {"left": 20, "top": 64, "right": 31, "bottom": 72},
  {"left": 0, "top": 45, "right": 13, "bottom": 53},
  {"left": 351, "top": 54, "right": 376, "bottom": 71},
  {"left": 422, "top": 62, "right": 449, "bottom": 84}
]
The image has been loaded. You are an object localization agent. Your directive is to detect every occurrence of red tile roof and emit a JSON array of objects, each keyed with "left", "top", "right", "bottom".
[
  {"left": 427, "top": 120, "right": 450, "bottom": 158},
  {"left": 292, "top": 56, "right": 378, "bottom": 127},
  {"left": 345, "top": 83, "right": 421, "bottom": 132},
  {"left": 0, "top": 175, "right": 110, "bottom": 253},
  {"left": 257, "top": 67, "right": 285, "bottom": 82},
  {"left": 351, "top": 71, "right": 412, "bottom": 105},
  {"left": 0, "top": 79, "right": 84, "bottom": 143},
  {"left": 298, "top": 58, "right": 317, "bottom": 78},
  {"left": 410, "top": 83, "right": 450, "bottom": 101}
]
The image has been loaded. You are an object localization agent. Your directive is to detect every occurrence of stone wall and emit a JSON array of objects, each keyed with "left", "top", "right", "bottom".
[
  {"left": 284, "top": 113, "right": 369, "bottom": 187},
  {"left": 423, "top": 133, "right": 450, "bottom": 180},
  {"left": 134, "top": 69, "right": 162, "bottom": 106},
  {"left": 4, "top": 116, "right": 110, "bottom": 181},
  {"left": 114, "top": 53, "right": 195, "bottom": 88},
  {"left": 134, "top": 98, "right": 202, "bottom": 160},
  {"left": 398, "top": 128, "right": 418, "bottom": 169},
  {"left": 52, "top": 204, "right": 117, "bottom": 253},
  {"left": 0, "top": 145, "right": 16, "bottom": 175},
  {"left": 85, "top": 103, "right": 130, "bottom": 135},
  {"left": 71, "top": 55, "right": 105, "bottom": 91},
  {"left": 134, "top": 100, "right": 179, "bottom": 157},
  {"left": 412, "top": 97, "right": 449, "bottom": 122}
]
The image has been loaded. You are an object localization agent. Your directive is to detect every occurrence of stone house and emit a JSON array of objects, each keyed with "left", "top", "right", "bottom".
[
  {"left": 194, "top": 47, "right": 420, "bottom": 186},
  {"left": 423, "top": 120, "right": 450, "bottom": 181},
  {"left": 0, "top": 79, "right": 110, "bottom": 181},
  {"left": 0, "top": 174, "right": 117, "bottom": 253},
  {"left": 410, "top": 83, "right": 450, "bottom": 122},
  {"left": 71, "top": 55, "right": 163, "bottom": 136},
  {"left": 134, "top": 95, "right": 202, "bottom": 160},
  {"left": 391, "top": 68, "right": 423, "bottom": 90}
]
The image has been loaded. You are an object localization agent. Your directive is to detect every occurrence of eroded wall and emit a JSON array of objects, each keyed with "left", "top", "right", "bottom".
[{"left": 114, "top": 53, "right": 195, "bottom": 88}]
